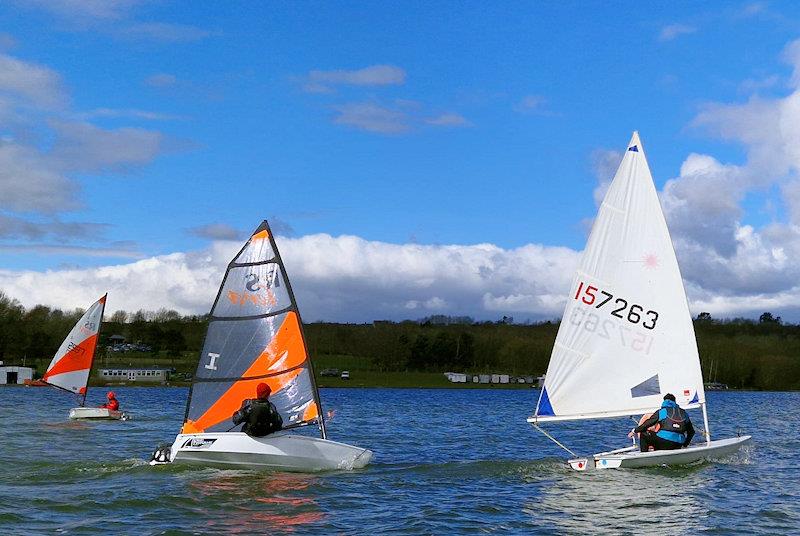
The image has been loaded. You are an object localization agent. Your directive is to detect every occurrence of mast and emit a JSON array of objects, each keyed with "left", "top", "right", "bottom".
[
  {"left": 701, "top": 402, "right": 711, "bottom": 445},
  {"left": 264, "top": 221, "right": 328, "bottom": 440},
  {"left": 82, "top": 293, "right": 108, "bottom": 407}
]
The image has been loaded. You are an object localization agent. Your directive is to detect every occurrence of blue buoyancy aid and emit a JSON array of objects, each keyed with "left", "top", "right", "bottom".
[{"left": 655, "top": 400, "right": 688, "bottom": 444}]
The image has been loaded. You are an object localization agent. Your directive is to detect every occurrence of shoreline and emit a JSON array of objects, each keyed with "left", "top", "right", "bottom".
[{"left": 12, "top": 380, "right": 783, "bottom": 392}]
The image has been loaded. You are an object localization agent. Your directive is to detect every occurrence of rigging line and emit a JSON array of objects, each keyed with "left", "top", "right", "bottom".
[{"left": 532, "top": 424, "right": 578, "bottom": 458}]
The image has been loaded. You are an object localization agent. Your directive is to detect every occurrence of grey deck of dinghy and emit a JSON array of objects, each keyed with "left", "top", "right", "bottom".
[
  {"left": 167, "top": 432, "right": 373, "bottom": 472},
  {"left": 570, "top": 436, "right": 751, "bottom": 470}
]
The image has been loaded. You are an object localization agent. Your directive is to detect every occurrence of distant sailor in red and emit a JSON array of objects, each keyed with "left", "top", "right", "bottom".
[{"left": 100, "top": 391, "right": 119, "bottom": 411}]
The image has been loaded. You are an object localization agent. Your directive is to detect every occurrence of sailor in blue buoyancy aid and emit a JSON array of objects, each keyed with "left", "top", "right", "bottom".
[{"left": 628, "top": 393, "right": 695, "bottom": 452}]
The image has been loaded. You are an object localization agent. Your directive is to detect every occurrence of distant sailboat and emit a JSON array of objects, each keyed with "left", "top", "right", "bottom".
[
  {"left": 151, "top": 220, "right": 372, "bottom": 471},
  {"left": 528, "top": 132, "right": 750, "bottom": 470},
  {"left": 43, "top": 294, "right": 125, "bottom": 420}
]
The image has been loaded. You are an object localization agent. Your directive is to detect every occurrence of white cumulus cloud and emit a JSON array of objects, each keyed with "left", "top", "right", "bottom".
[
  {"left": 659, "top": 23, "right": 696, "bottom": 42},
  {"left": 304, "top": 65, "right": 406, "bottom": 93},
  {"left": 0, "top": 235, "right": 581, "bottom": 323},
  {"left": 333, "top": 102, "right": 409, "bottom": 134}
]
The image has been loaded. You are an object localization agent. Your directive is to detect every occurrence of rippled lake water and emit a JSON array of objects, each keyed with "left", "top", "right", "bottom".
[{"left": 0, "top": 387, "right": 797, "bottom": 534}]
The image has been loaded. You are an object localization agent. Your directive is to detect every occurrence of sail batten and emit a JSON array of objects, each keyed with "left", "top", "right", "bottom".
[
  {"left": 42, "top": 294, "right": 107, "bottom": 402},
  {"left": 535, "top": 133, "right": 705, "bottom": 422},
  {"left": 183, "top": 221, "right": 325, "bottom": 436},
  {"left": 209, "top": 305, "right": 294, "bottom": 322}
]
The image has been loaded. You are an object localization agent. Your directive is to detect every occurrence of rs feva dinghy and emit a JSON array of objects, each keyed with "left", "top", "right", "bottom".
[
  {"left": 527, "top": 132, "right": 750, "bottom": 470},
  {"left": 150, "top": 220, "right": 372, "bottom": 472},
  {"left": 42, "top": 294, "right": 129, "bottom": 421}
]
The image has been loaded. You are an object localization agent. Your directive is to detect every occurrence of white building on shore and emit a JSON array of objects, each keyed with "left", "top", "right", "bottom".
[{"left": 0, "top": 366, "right": 33, "bottom": 385}]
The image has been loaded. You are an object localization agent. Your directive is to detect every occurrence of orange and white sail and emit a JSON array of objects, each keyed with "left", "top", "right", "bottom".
[
  {"left": 43, "top": 295, "right": 107, "bottom": 401},
  {"left": 181, "top": 221, "right": 326, "bottom": 437}
]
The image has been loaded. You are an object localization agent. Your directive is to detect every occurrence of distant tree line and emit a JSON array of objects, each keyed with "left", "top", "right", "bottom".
[{"left": 0, "top": 292, "right": 798, "bottom": 390}]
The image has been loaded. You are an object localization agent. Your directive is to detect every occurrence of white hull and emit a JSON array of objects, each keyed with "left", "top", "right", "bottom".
[
  {"left": 152, "top": 432, "right": 373, "bottom": 472},
  {"left": 68, "top": 407, "right": 129, "bottom": 420},
  {"left": 568, "top": 435, "right": 751, "bottom": 470}
]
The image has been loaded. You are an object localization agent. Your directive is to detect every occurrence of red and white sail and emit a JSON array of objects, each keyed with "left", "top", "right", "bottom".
[{"left": 43, "top": 295, "right": 107, "bottom": 399}]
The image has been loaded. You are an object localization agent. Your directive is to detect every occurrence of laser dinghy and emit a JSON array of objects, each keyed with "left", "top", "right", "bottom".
[{"left": 527, "top": 132, "right": 750, "bottom": 470}]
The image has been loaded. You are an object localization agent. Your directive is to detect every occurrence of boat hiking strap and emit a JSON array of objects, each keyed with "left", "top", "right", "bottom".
[{"left": 532, "top": 424, "right": 578, "bottom": 458}]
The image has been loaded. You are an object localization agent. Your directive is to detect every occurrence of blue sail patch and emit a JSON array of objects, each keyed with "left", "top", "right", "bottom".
[
  {"left": 537, "top": 386, "right": 555, "bottom": 416},
  {"left": 630, "top": 374, "right": 660, "bottom": 398},
  {"left": 628, "top": 145, "right": 639, "bottom": 152}
]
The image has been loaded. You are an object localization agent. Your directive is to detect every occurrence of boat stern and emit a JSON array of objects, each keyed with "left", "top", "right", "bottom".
[
  {"left": 593, "top": 456, "right": 623, "bottom": 470},
  {"left": 568, "top": 457, "right": 594, "bottom": 471}
]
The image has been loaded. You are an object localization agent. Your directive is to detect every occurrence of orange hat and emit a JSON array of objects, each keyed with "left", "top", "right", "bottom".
[
  {"left": 107, "top": 391, "right": 116, "bottom": 399},
  {"left": 256, "top": 383, "right": 271, "bottom": 399}
]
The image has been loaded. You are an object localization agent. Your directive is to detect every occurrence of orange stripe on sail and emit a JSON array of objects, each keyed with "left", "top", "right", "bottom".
[
  {"left": 302, "top": 401, "right": 319, "bottom": 422},
  {"left": 43, "top": 334, "right": 98, "bottom": 380},
  {"left": 182, "top": 311, "right": 310, "bottom": 433},
  {"left": 251, "top": 229, "right": 270, "bottom": 241}
]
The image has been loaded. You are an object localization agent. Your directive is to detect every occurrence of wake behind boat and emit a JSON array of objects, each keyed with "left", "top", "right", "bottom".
[
  {"left": 41, "top": 294, "right": 130, "bottom": 421},
  {"left": 527, "top": 132, "right": 750, "bottom": 470},
  {"left": 150, "top": 220, "right": 372, "bottom": 472}
]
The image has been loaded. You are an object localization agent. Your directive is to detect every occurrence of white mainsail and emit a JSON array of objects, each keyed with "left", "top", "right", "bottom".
[
  {"left": 42, "top": 295, "right": 107, "bottom": 403},
  {"left": 533, "top": 132, "right": 705, "bottom": 422}
]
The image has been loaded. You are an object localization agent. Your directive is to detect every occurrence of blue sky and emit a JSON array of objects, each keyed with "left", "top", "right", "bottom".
[{"left": 3, "top": 1, "right": 800, "bottom": 321}]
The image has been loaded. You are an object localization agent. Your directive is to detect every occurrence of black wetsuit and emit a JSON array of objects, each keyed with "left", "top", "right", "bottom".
[
  {"left": 232, "top": 398, "right": 283, "bottom": 438},
  {"left": 634, "top": 405, "right": 695, "bottom": 453}
]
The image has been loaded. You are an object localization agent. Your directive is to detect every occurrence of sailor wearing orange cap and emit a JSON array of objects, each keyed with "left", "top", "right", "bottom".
[{"left": 231, "top": 382, "right": 283, "bottom": 437}]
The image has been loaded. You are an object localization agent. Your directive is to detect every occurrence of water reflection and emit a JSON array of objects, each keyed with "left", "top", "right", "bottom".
[
  {"left": 189, "top": 471, "right": 324, "bottom": 534},
  {"left": 528, "top": 465, "right": 710, "bottom": 534}
]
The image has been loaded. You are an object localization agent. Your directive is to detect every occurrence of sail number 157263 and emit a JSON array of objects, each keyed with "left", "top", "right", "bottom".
[{"left": 574, "top": 281, "right": 659, "bottom": 330}]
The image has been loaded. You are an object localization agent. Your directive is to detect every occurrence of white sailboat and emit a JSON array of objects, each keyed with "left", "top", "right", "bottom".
[
  {"left": 527, "top": 132, "right": 750, "bottom": 470},
  {"left": 150, "top": 220, "right": 373, "bottom": 471},
  {"left": 42, "top": 294, "right": 126, "bottom": 420}
]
